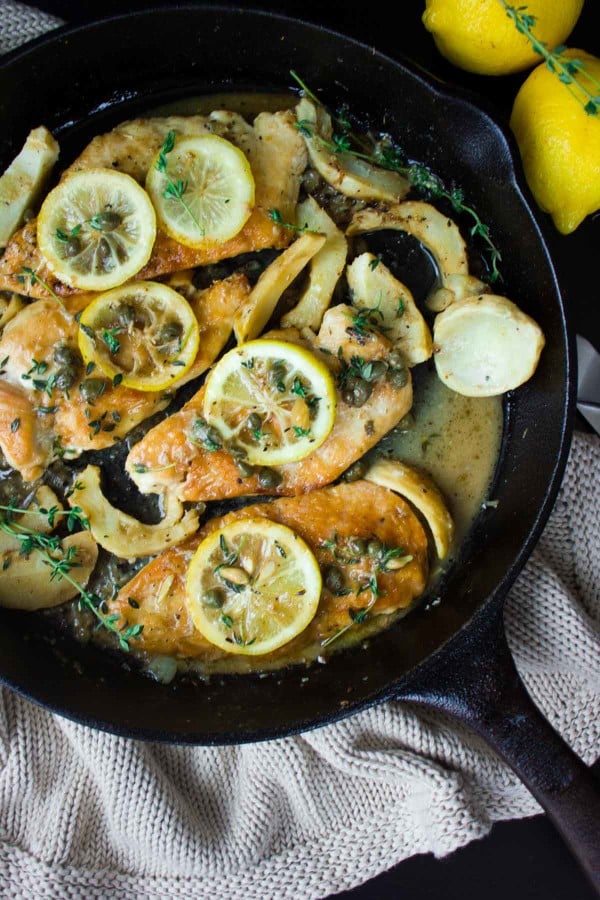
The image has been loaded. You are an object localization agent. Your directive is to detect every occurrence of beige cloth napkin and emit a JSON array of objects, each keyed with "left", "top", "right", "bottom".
[{"left": 1, "top": 4, "right": 599, "bottom": 896}]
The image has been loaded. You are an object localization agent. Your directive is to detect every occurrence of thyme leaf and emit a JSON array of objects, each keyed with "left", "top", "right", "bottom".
[
  {"left": 499, "top": 1, "right": 600, "bottom": 116},
  {"left": 268, "top": 207, "right": 310, "bottom": 233},
  {"left": 155, "top": 131, "right": 204, "bottom": 234}
]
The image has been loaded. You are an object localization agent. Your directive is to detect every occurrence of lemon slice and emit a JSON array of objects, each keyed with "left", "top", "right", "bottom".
[
  {"left": 186, "top": 517, "right": 322, "bottom": 655},
  {"left": 77, "top": 281, "right": 200, "bottom": 392},
  {"left": 37, "top": 169, "right": 156, "bottom": 291},
  {"left": 145, "top": 133, "right": 255, "bottom": 248},
  {"left": 202, "top": 339, "right": 337, "bottom": 465}
]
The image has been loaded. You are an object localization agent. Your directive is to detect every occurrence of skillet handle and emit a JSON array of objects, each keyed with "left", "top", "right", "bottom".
[{"left": 396, "top": 597, "right": 600, "bottom": 893}]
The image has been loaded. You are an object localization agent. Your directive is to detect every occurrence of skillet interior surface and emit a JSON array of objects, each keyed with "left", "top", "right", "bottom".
[{"left": 0, "top": 6, "right": 573, "bottom": 743}]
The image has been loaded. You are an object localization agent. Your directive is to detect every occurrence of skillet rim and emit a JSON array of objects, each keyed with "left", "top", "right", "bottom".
[{"left": 0, "top": 4, "right": 575, "bottom": 744}]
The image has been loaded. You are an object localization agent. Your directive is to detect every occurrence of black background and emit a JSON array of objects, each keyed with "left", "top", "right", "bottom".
[{"left": 14, "top": 2, "right": 600, "bottom": 898}]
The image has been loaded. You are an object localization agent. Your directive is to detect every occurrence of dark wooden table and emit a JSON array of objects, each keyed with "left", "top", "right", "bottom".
[{"left": 23, "top": 2, "right": 600, "bottom": 897}]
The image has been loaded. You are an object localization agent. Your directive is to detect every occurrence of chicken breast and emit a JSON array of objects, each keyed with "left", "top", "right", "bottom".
[
  {"left": 126, "top": 306, "right": 413, "bottom": 501},
  {"left": 0, "top": 274, "right": 250, "bottom": 481},
  {"left": 109, "top": 480, "right": 429, "bottom": 665},
  {"left": 0, "top": 110, "right": 307, "bottom": 300}
]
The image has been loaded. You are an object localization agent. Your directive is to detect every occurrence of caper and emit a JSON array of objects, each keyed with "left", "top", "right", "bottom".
[
  {"left": 387, "top": 349, "right": 405, "bottom": 369},
  {"left": 367, "top": 539, "right": 384, "bottom": 558},
  {"left": 63, "top": 237, "right": 81, "bottom": 258},
  {"left": 268, "top": 363, "right": 286, "bottom": 388},
  {"left": 115, "top": 303, "right": 136, "bottom": 328},
  {"left": 191, "top": 419, "right": 210, "bottom": 441},
  {"left": 257, "top": 467, "right": 283, "bottom": 489},
  {"left": 342, "top": 376, "right": 373, "bottom": 407},
  {"left": 342, "top": 459, "right": 367, "bottom": 482},
  {"left": 192, "top": 419, "right": 222, "bottom": 449},
  {"left": 79, "top": 377, "right": 108, "bottom": 402},
  {"left": 235, "top": 459, "right": 255, "bottom": 478},
  {"left": 55, "top": 367, "right": 78, "bottom": 391},
  {"left": 324, "top": 565, "right": 345, "bottom": 594},
  {"left": 363, "top": 360, "right": 388, "bottom": 382},
  {"left": 95, "top": 210, "right": 122, "bottom": 231},
  {"left": 23, "top": 207, "right": 35, "bottom": 223},
  {"left": 348, "top": 537, "right": 367, "bottom": 556},
  {"left": 246, "top": 412, "right": 262, "bottom": 431},
  {"left": 97, "top": 238, "right": 112, "bottom": 268},
  {"left": 301, "top": 167, "right": 321, "bottom": 194},
  {"left": 238, "top": 259, "right": 263, "bottom": 283},
  {"left": 156, "top": 321, "right": 183, "bottom": 345},
  {"left": 397, "top": 412, "right": 415, "bottom": 431},
  {"left": 387, "top": 367, "right": 409, "bottom": 388},
  {"left": 53, "top": 344, "right": 81, "bottom": 368},
  {"left": 203, "top": 589, "right": 225, "bottom": 609}
]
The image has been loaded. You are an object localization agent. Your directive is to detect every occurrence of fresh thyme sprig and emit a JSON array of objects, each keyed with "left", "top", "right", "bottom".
[
  {"left": 268, "top": 207, "right": 311, "bottom": 233},
  {"left": 55, "top": 215, "right": 108, "bottom": 245},
  {"left": 291, "top": 72, "right": 503, "bottom": 283},
  {"left": 499, "top": 1, "right": 600, "bottom": 116},
  {"left": 0, "top": 502, "right": 142, "bottom": 651},
  {"left": 321, "top": 577, "right": 380, "bottom": 648},
  {"left": 17, "top": 267, "right": 67, "bottom": 310},
  {"left": 156, "top": 131, "right": 204, "bottom": 234}
]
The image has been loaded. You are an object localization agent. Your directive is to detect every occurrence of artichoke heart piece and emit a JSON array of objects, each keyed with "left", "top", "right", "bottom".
[
  {"left": 0, "top": 486, "right": 63, "bottom": 556},
  {"left": 69, "top": 465, "right": 200, "bottom": 559},
  {"left": 433, "top": 294, "right": 545, "bottom": 398},
  {"left": 365, "top": 458, "right": 454, "bottom": 560},
  {"left": 281, "top": 196, "right": 347, "bottom": 331},
  {"left": 346, "top": 252, "right": 433, "bottom": 366},
  {"left": 347, "top": 202, "right": 486, "bottom": 311},
  {"left": 233, "top": 230, "right": 326, "bottom": 343},
  {"left": 296, "top": 98, "right": 410, "bottom": 203},
  {"left": 0, "top": 126, "right": 59, "bottom": 248},
  {"left": 0, "top": 531, "right": 98, "bottom": 611}
]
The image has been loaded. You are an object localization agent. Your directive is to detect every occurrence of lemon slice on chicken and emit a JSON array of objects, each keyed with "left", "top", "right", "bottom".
[
  {"left": 186, "top": 517, "right": 322, "bottom": 655},
  {"left": 202, "top": 339, "right": 337, "bottom": 465},
  {"left": 37, "top": 169, "right": 156, "bottom": 290},
  {"left": 78, "top": 281, "right": 199, "bottom": 392},
  {"left": 145, "top": 133, "right": 255, "bottom": 248}
]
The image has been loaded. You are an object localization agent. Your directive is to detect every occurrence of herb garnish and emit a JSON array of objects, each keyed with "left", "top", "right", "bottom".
[
  {"left": 0, "top": 502, "right": 141, "bottom": 650},
  {"left": 319, "top": 533, "right": 412, "bottom": 647},
  {"left": 290, "top": 71, "right": 502, "bottom": 282},
  {"left": 268, "top": 207, "right": 311, "bottom": 233},
  {"left": 131, "top": 462, "right": 176, "bottom": 475},
  {"left": 18, "top": 267, "right": 67, "bottom": 310},
  {"left": 102, "top": 328, "right": 121, "bottom": 355},
  {"left": 346, "top": 302, "right": 385, "bottom": 337},
  {"left": 156, "top": 131, "right": 204, "bottom": 233},
  {"left": 499, "top": 1, "right": 600, "bottom": 116}
]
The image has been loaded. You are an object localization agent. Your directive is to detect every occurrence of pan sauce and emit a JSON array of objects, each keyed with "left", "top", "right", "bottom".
[{"left": 0, "top": 91, "right": 504, "bottom": 680}]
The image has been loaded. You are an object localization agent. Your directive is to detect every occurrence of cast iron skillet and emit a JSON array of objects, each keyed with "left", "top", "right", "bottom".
[{"left": 0, "top": 5, "right": 599, "bottom": 888}]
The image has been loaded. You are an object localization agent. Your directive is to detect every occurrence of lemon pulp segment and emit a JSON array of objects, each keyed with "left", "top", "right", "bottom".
[
  {"left": 37, "top": 168, "right": 156, "bottom": 291},
  {"left": 202, "top": 339, "right": 337, "bottom": 466},
  {"left": 185, "top": 517, "right": 322, "bottom": 655},
  {"left": 145, "top": 133, "right": 255, "bottom": 248},
  {"left": 77, "top": 281, "right": 200, "bottom": 392}
]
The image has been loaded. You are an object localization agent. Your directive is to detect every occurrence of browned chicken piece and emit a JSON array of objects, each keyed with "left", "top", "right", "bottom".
[
  {"left": 126, "top": 305, "right": 413, "bottom": 501},
  {"left": 109, "top": 480, "right": 429, "bottom": 665},
  {"left": 0, "top": 111, "right": 307, "bottom": 300},
  {"left": 0, "top": 274, "right": 250, "bottom": 481}
]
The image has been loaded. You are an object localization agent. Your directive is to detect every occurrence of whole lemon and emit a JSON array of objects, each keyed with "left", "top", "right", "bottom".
[
  {"left": 510, "top": 49, "right": 600, "bottom": 234},
  {"left": 422, "top": 0, "right": 584, "bottom": 76}
]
